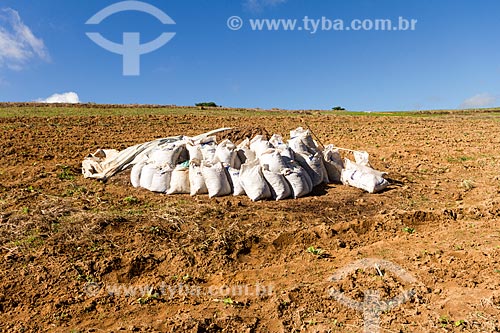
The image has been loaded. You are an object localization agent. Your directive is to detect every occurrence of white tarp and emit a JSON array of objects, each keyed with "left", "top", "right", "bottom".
[{"left": 82, "top": 128, "right": 231, "bottom": 180}]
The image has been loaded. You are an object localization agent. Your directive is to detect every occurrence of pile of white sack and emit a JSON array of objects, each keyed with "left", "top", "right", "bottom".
[{"left": 122, "top": 127, "right": 389, "bottom": 200}]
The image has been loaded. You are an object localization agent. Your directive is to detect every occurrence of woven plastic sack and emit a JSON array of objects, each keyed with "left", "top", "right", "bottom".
[
  {"left": 341, "top": 158, "right": 388, "bottom": 193},
  {"left": 294, "top": 152, "right": 329, "bottom": 186},
  {"left": 130, "top": 161, "right": 145, "bottom": 188},
  {"left": 167, "top": 165, "right": 190, "bottom": 194},
  {"left": 201, "top": 161, "right": 232, "bottom": 198},
  {"left": 323, "top": 144, "right": 344, "bottom": 184},
  {"left": 227, "top": 167, "right": 245, "bottom": 196},
  {"left": 262, "top": 164, "right": 291, "bottom": 200},
  {"left": 282, "top": 165, "right": 312, "bottom": 198},
  {"left": 240, "top": 159, "right": 272, "bottom": 201}
]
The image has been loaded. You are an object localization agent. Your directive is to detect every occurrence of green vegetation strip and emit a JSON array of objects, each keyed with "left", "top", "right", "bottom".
[{"left": 1, "top": 103, "right": 500, "bottom": 118}]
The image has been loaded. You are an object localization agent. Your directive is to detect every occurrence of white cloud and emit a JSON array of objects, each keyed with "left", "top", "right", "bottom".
[
  {"left": 460, "top": 93, "right": 497, "bottom": 109},
  {"left": 244, "top": 0, "right": 288, "bottom": 12},
  {"left": 39, "top": 92, "right": 80, "bottom": 104},
  {"left": 0, "top": 8, "right": 49, "bottom": 70}
]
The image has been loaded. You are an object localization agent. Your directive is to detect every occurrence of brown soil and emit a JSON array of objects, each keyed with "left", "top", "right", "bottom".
[{"left": 1, "top": 113, "right": 500, "bottom": 332}]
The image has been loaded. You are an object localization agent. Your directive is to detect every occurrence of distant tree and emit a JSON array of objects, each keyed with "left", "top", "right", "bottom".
[
  {"left": 332, "top": 106, "right": 346, "bottom": 111},
  {"left": 195, "top": 102, "right": 218, "bottom": 107}
]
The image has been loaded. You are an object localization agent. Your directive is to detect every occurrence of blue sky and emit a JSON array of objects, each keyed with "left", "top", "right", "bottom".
[{"left": 0, "top": 0, "right": 499, "bottom": 111}]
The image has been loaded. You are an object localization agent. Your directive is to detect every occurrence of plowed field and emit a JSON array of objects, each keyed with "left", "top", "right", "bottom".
[{"left": 1, "top": 106, "right": 500, "bottom": 332}]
